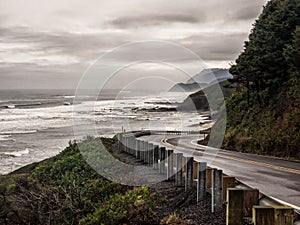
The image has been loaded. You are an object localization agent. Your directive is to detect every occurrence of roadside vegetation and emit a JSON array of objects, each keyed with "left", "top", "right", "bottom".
[
  {"left": 0, "top": 138, "right": 160, "bottom": 225},
  {"left": 197, "top": 0, "right": 300, "bottom": 160},
  {"left": 224, "top": 0, "right": 300, "bottom": 160}
]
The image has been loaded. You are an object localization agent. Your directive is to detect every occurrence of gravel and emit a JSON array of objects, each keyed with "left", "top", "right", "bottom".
[{"left": 112, "top": 144, "right": 226, "bottom": 225}]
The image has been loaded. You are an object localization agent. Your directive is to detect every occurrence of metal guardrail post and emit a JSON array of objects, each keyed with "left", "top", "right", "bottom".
[
  {"left": 145, "top": 141, "right": 149, "bottom": 163},
  {"left": 143, "top": 141, "right": 147, "bottom": 163},
  {"left": 116, "top": 134, "right": 120, "bottom": 150},
  {"left": 167, "top": 150, "right": 174, "bottom": 180},
  {"left": 159, "top": 147, "right": 166, "bottom": 174},
  {"left": 213, "top": 169, "right": 223, "bottom": 211},
  {"left": 140, "top": 141, "right": 145, "bottom": 162},
  {"left": 185, "top": 157, "right": 194, "bottom": 191},
  {"left": 128, "top": 136, "right": 132, "bottom": 155},
  {"left": 153, "top": 145, "right": 159, "bottom": 169},
  {"left": 175, "top": 153, "right": 183, "bottom": 187},
  {"left": 197, "top": 162, "right": 207, "bottom": 202},
  {"left": 134, "top": 137, "right": 138, "bottom": 158},
  {"left": 125, "top": 136, "right": 128, "bottom": 153},
  {"left": 137, "top": 139, "right": 141, "bottom": 159},
  {"left": 148, "top": 143, "right": 154, "bottom": 166}
]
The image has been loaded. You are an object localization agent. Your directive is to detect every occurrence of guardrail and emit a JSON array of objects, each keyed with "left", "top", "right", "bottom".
[
  {"left": 129, "top": 129, "right": 210, "bottom": 136},
  {"left": 116, "top": 131, "right": 299, "bottom": 225}
]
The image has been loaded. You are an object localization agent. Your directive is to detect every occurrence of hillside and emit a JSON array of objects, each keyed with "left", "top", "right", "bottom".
[
  {"left": 186, "top": 68, "right": 232, "bottom": 84},
  {"left": 0, "top": 137, "right": 225, "bottom": 225},
  {"left": 222, "top": 0, "right": 300, "bottom": 160},
  {"left": 0, "top": 138, "right": 160, "bottom": 225},
  {"left": 169, "top": 68, "right": 232, "bottom": 92},
  {"left": 177, "top": 79, "right": 236, "bottom": 111},
  {"left": 169, "top": 82, "right": 206, "bottom": 92}
]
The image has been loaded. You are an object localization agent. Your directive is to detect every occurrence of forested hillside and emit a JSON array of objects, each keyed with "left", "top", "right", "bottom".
[{"left": 223, "top": 0, "right": 300, "bottom": 160}]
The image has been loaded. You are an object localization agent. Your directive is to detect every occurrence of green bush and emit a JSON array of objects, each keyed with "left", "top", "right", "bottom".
[{"left": 79, "top": 186, "right": 158, "bottom": 225}]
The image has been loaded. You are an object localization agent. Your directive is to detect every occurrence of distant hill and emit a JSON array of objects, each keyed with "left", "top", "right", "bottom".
[
  {"left": 177, "top": 79, "right": 236, "bottom": 111},
  {"left": 168, "top": 82, "right": 206, "bottom": 92},
  {"left": 186, "top": 68, "right": 232, "bottom": 84},
  {"left": 169, "top": 68, "right": 233, "bottom": 92}
]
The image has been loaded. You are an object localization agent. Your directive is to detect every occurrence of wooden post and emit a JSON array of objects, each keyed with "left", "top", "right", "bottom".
[
  {"left": 252, "top": 206, "right": 294, "bottom": 225},
  {"left": 226, "top": 188, "right": 244, "bottom": 225},
  {"left": 193, "top": 161, "right": 198, "bottom": 179},
  {"left": 226, "top": 188, "right": 259, "bottom": 225},
  {"left": 243, "top": 189, "right": 259, "bottom": 217},
  {"left": 222, "top": 176, "right": 236, "bottom": 201},
  {"left": 206, "top": 167, "right": 214, "bottom": 188}
]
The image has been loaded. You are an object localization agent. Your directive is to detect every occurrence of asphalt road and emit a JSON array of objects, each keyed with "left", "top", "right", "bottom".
[{"left": 138, "top": 134, "right": 300, "bottom": 209}]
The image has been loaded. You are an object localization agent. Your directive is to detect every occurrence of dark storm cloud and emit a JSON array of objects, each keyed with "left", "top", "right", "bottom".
[{"left": 109, "top": 13, "right": 205, "bottom": 28}]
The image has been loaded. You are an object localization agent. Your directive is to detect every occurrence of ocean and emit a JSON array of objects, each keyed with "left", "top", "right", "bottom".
[{"left": 0, "top": 89, "right": 209, "bottom": 174}]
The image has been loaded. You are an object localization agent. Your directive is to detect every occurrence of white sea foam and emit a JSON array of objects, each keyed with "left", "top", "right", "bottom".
[
  {"left": 0, "top": 135, "right": 14, "bottom": 141},
  {"left": 63, "top": 95, "right": 75, "bottom": 99},
  {"left": 2, "top": 148, "right": 30, "bottom": 157}
]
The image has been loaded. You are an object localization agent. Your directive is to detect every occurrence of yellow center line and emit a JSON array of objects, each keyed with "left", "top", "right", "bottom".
[{"left": 162, "top": 139, "right": 300, "bottom": 175}]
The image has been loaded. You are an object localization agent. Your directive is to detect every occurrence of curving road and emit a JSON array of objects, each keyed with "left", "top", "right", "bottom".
[{"left": 138, "top": 134, "right": 300, "bottom": 209}]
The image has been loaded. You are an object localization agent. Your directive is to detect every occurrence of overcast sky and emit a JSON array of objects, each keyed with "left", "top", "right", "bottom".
[{"left": 0, "top": 0, "right": 268, "bottom": 89}]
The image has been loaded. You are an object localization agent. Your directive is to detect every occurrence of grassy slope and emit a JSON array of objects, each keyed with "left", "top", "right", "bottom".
[{"left": 0, "top": 137, "right": 160, "bottom": 225}]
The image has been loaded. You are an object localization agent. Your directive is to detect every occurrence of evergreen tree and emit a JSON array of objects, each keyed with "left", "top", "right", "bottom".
[
  {"left": 230, "top": 0, "right": 300, "bottom": 105},
  {"left": 284, "top": 26, "right": 300, "bottom": 77}
]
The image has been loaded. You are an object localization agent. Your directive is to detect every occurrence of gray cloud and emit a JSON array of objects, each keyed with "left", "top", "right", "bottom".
[
  {"left": 0, "top": 26, "right": 131, "bottom": 65},
  {"left": 0, "top": 0, "right": 269, "bottom": 89},
  {"left": 228, "top": 1, "right": 265, "bottom": 21},
  {"left": 109, "top": 13, "right": 205, "bottom": 28},
  {"left": 177, "top": 32, "right": 248, "bottom": 61}
]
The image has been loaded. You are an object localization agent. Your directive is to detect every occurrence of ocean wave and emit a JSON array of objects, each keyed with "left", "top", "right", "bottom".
[
  {"left": 0, "top": 130, "right": 37, "bottom": 135},
  {"left": 0, "top": 135, "right": 14, "bottom": 141},
  {"left": 0, "top": 102, "right": 42, "bottom": 109},
  {"left": 2, "top": 148, "right": 30, "bottom": 157}
]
